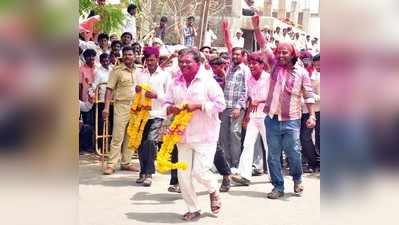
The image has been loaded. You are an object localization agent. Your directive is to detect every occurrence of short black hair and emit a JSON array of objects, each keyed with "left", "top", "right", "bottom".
[
  {"left": 232, "top": 47, "right": 245, "bottom": 55},
  {"left": 127, "top": 4, "right": 137, "bottom": 12},
  {"left": 99, "top": 53, "right": 109, "bottom": 61},
  {"left": 313, "top": 54, "right": 320, "bottom": 62},
  {"left": 200, "top": 46, "right": 211, "bottom": 52},
  {"left": 82, "top": 48, "right": 96, "bottom": 58},
  {"left": 97, "top": 33, "right": 109, "bottom": 42},
  {"left": 209, "top": 57, "right": 225, "bottom": 66},
  {"left": 122, "top": 46, "right": 135, "bottom": 53},
  {"left": 132, "top": 42, "right": 141, "bottom": 47},
  {"left": 219, "top": 52, "right": 230, "bottom": 60},
  {"left": 187, "top": 16, "right": 195, "bottom": 21},
  {"left": 121, "top": 32, "right": 133, "bottom": 39},
  {"left": 111, "top": 40, "right": 122, "bottom": 48},
  {"left": 178, "top": 48, "right": 201, "bottom": 64},
  {"left": 160, "top": 16, "right": 168, "bottom": 22}
]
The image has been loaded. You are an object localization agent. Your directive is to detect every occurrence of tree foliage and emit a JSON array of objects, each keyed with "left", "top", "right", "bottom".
[{"left": 79, "top": 0, "right": 125, "bottom": 34}]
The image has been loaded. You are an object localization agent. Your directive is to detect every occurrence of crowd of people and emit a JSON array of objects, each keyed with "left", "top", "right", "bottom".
[{"left": 79, "top": 2, "right": 320, "bottom": 221}]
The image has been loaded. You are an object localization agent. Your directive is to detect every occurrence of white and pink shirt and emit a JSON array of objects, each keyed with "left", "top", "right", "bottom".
[
  {"left": 163, "top": 67, "right": 226, "bottom": 144},
  {"left": 247, "top": 71, "right": 270, "bottom": 118}
]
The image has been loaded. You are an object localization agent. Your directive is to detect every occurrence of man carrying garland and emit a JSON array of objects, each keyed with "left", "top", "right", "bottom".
[
  {"left": 134, "top": 47, "right": 169, "bottom": 186},
  {"left": 162, "top": 48, "right": 226, "bottom": 221}
]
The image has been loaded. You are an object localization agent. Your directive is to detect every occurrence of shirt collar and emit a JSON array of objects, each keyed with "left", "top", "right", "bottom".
[{"left": 120, "top": 63, "right": 135, "bottom": 72}]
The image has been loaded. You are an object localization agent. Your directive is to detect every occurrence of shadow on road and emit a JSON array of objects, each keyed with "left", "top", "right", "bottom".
[
  {"left": 227, "top": 190, "right": 301, "bottom": 201},
  {"left": 126, "top": 212, "right": 216, "bottom": 223},
  {"left": 130, "top": 191, "right": 209, "bottom": 205}
]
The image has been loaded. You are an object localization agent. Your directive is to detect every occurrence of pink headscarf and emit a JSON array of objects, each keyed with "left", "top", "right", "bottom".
[{"left": 273, "top": 42, "right": 299, "bottom": 58}]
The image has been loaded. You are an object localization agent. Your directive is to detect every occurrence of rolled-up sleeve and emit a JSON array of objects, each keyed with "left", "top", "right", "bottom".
[
  {"left": 302, "top": 72, "right": 315, "bottom": 104},
  {"left": 106, "top": 70, "right": 119, "bottom": 90}
]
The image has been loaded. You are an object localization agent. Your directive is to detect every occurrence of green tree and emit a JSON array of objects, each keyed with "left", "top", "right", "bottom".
[{"left": 79, "top": 0, "right": 125, "bottom": 34}]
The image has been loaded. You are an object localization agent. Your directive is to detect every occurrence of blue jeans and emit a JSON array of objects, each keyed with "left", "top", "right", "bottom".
[{"left": 265, "top": 116, "right": 303, "bottom": 192}]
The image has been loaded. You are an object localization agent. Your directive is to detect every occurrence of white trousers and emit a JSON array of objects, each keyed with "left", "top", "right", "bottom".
[
  {"left": 238, "top": 116, "right": 268, "bottom": 180},
  {"left": 177, "top": 142, "right": 219, "bottom": 213}
]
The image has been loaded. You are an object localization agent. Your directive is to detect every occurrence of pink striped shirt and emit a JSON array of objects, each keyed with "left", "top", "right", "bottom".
[
  {"left": 263, "top": 64, "right": 315, "bottom": 121},
  {"left": 247, "top": 71, "right": 270, "bottom": 118}
]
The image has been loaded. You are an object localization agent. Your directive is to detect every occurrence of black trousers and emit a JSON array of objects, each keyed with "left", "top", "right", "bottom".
[
  {"left": 300, "top": 112, "right": 320, "bottom": 169},
  {"left": 169, "top": 145, "right": 179, "bottom": 185},
  {"left": 79, "top": 124, "right": 93, "bottom": 152},
  {"left": 138, "top": 118, "right": 163, "bottom": 175}
]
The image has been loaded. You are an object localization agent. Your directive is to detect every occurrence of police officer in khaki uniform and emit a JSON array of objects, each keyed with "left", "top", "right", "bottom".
[{"left": 102, "top": 46, "right": 139, "bottom": 175}]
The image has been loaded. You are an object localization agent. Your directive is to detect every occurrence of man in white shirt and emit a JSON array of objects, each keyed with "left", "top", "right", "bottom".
[
  {"left": 134, "top": 47, "right": 170, "bottom": 186},
  {"left": 90, "top": 53, "right": 113, "bottom": 152},
  {"left": 163, "top": 48, "right": 225, "bottom": 220},
  {"left": 122, "top": 4, "right": 137, "bottom": 41},
  {"left": 232, "top": 30, "right": 245, "bottom": 48},
  {"left": 203, "top": 25, "right": 217, "bottom": 47},
  {"left": 231, "top": 53, "right": 270, "bottom": 186},
  {"left": 91, "top": 53, "right": 112, "bottom": 102}
]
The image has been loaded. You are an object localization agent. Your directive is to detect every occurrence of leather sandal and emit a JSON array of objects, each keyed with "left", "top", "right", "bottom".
[
  {"left": 210, "top": 191, "right": 221, "bottom": 214},
  {"left": 168, "top": 185, "right": 181, "bottom": 193},
  {"left": 181, "top": 211, "right": 201, "bottom": 221}
]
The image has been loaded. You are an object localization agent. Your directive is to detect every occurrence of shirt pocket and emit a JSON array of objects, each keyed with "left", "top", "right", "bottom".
[
  {"left": 119, "top": 75, "right": 133, "bottom": 88},
  {"left": 283, "top": 75, "right": 300, "bottom": 96}
]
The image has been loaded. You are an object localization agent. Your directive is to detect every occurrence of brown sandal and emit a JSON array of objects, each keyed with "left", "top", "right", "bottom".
[
  {"left": 182, "top": 211, "right": 201, "bottom": 221},
  {"left": 210, "top": 192, "right": 221, "bottom": 214},
  {"left": 168, "top": 185, "right": 181, "bottom": 193}
]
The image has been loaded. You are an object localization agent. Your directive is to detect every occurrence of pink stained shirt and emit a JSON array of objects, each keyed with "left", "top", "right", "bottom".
[
  {"left": 247, "top": 70, "right": 270, "bottom": 118},
  {"left": 163, "top": 67, "right": 226, "bottom": 144},
  {"left": 263, "top": 63, "right": 315, "bottom": 121},
  {"left": 79, "top": 64, "right": 96, "bottom": 102}
]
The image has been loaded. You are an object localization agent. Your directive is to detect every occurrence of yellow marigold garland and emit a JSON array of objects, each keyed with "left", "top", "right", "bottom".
[
  {"left": 156, "top": 106, "right": 192, "bottom": 173},
  {"left": 127, "top": 83, "right": 152, "bottom": 151}
]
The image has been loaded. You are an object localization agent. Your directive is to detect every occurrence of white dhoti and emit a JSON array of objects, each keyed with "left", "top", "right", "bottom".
[{"left": 177, "top": 142, "right": 218, "bottom": 213}]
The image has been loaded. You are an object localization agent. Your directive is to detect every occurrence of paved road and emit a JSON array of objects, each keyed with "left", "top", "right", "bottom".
[{"left": 79, "top": 154, "right": 320, "bottom": 225}]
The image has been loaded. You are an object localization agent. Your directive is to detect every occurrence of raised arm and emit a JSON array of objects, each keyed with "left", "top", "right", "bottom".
[
  {"left": 251, "top": 15, "right": 276, "bottom": 66},
  {"left": 221, "top": 20, "right": 233, "bottom": 55}
]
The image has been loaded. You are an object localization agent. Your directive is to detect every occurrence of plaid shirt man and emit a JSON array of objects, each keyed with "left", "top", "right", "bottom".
[
  {"left": 182, "top": 26, "right": 195, "bottom": 47},
  {"left": 224, "top": 63, "right": 250, "bottom": 109}
]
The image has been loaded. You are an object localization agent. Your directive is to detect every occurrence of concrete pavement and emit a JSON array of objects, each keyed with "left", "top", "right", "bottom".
[{"left": 79, "top": 153, "right": 320, "bottom": 225}]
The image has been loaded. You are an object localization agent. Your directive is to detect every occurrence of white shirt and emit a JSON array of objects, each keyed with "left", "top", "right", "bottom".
[
  {"left": 163, "top": 66, "right": 226, "bottom": 144},
  {"left": 302, "top": 71, "right": 320, "bottom": 113},
  {"left": 203, "top": 29, "right": 217, "bottom": 47},
  {"left": 293, "top": 38, "right": 305, "bottom": 51},
  {"left": 91, "top": 65, "right": 112, "bottom": 102},
  {"left": 135, "top": 67, "right": 170, "bottom": 119},
  {"left": 122, "top": 11, "right": 137, "bottom": 41},
  {"left": 232, "top": 36, "right": 244, "bottom": 48},
  {"left": 281, "top": 34, "right": 292, "bottom": 44},
  {"left": 79, "top": 100, "right": 93, "bottom": 112}
]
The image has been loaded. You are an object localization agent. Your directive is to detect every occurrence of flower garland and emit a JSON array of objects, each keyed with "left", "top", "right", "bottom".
[
  {"left": 156, "top": 106, "right": 192, "bottom": 173},
  {"left": 127, "top": 83, "right": 152, "bottom": 151}
]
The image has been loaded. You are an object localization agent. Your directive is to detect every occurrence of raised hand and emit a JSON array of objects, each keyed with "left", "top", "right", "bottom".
[
  {"left": 251, "top": 15, "right": 260, "bottom": 30},
  {"left": 221, "top": 20, "right": 230, "bottom": 32}
]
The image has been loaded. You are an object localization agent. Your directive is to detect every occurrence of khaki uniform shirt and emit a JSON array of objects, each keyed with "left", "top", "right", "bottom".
[{"left": 106, "top": 63, "right": 136, "bottom": 101}]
